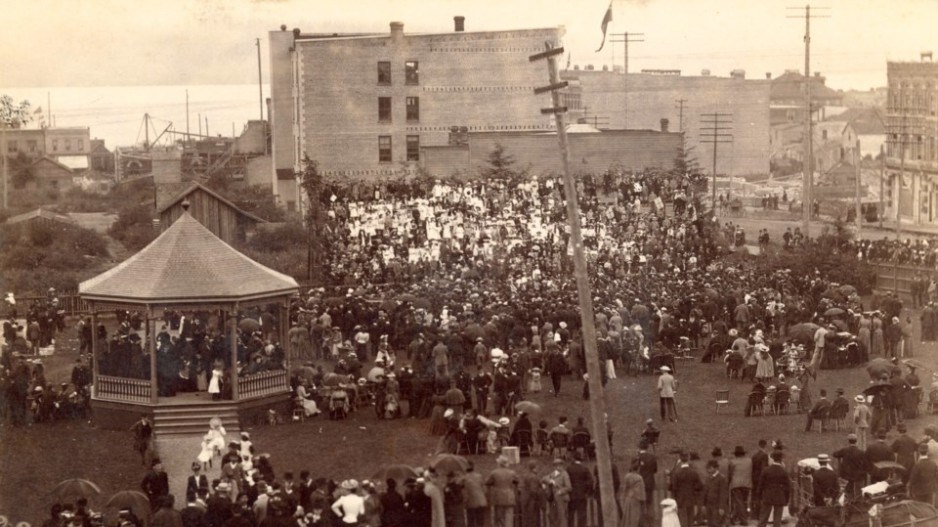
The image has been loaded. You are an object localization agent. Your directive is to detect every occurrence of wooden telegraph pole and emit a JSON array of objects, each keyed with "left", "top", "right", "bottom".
[{"left": 530, "top": 42, "right": 617, "bottom": 526}]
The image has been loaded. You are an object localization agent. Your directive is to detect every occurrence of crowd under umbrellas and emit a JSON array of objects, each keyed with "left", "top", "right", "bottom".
[{"left": 6, "top": 170, "right": 938, "bottom": 526}]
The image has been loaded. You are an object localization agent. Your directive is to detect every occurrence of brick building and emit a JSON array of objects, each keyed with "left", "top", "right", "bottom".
[
  {"left": 269, "top": 18, "right": 563, "bottom": 212},
  {"left": 560, "top": 69, "right": 771, "bottom": 176},
  {"left": 885, "top": 56, "right": 938, "bottom": 226},
  {"left": 422, "top": 127, "right": 681, "bottom": 178}
]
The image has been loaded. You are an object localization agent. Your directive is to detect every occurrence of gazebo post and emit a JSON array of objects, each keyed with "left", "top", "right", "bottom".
[
  {"left": 230, "top": 305, "right": 239, "bottom": 401},
  {"left": 280, "top": 298, "right": 289, "bottom": 370},
  {"left": 148, "top": 306, "right": 158, "bottom": 404},
  {"left": 90, "top": 303, "right": 98, "bottom": 398}
]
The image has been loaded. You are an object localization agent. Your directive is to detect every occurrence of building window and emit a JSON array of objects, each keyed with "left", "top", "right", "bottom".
[
  {"left": 378, "top": 97, "right": 392, "bottom": 122},
  {"left": 27, "top": 140, "right": 37, "bottom": 153},
  {"left": 7, "top": 140, "right": 16, "bottom": 153},
  {"left": 77, "top": 139, "right": 84, "bottom": 151},
  {"left": 405, "top": 61, "right": 419, "bottom": 85},
  {"left": 377, "top": 61, "right": 391, "bottom": 85},
  {"left": 406, "top": 135, "right": 420, "bottom": 161},
  {"left": 65, "top": 139, "right": 72, "bottom": 151},
  {"left": 406, "top": 97, "right": 420, "bottom": 122},
  {"left": 52, "top": 139, "right": 59, "bottom": 152},
  {"left": 378, "top": 135, "right": 392, "bottom": 163}
]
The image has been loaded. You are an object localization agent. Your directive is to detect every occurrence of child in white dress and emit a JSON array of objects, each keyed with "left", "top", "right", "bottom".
[{"left": 527, "top": 367, "right": 543, "bottom": 393}]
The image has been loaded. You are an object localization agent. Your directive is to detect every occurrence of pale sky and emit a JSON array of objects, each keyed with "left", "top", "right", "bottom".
[{"left": 2, "top": 0, "right": 936, "bottom": 90}]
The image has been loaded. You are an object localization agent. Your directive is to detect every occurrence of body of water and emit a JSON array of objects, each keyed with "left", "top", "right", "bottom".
[{"left": 2, "top": 84, "right": 268, "bottom": 150}]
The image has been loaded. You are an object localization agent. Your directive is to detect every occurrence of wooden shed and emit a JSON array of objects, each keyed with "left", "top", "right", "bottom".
[{"left": 157, "top": 182, "right": 266, "bottom": 245}]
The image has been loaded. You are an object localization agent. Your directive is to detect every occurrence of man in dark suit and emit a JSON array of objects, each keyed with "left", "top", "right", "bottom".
[
  {"left": 758, "top": 451, "right": 790, "bottom": 527},
  {"left": 908, "top": 443, "right": 938, "bottom": 505},
  {"left": 205, "top": 483, "right": 233, "bottom": 527},
  {"left": 812, "top": 454, "right": 840, "bottom": 506},
  {"left": 751, "top": 439, "right": 769, "bottom": 519},
  {"left": 833, "top": 434, "right": 869, "bottom": 498},
  {"left": 670, "top": 452, "right": 703, "bottom": 527},
  {"left": 637, "top": 440, "right": 658, "bottom": 525},
  {"left": 187, "top": 462, "right": 209, "bottom": 497},
  {"left": 141, "top": 458, "right": 170, "bottom": 511},
  {"left": 805, "top": 389, "right": 832, "bottom": 432},
  {"left": 181, "top": 491, "right": 207, "bottom": 527},
  {"left": 865, "top": 430, "right": 896, "bottom": 483},
  {"left": 703, "top": 460, "right": 729, "bottom": 527},
  {"left": 891, "top": 423, "right": 918, "bottom": 479},
  {"left": 566, "top": 452, "right": 594, "bottom": 527}
]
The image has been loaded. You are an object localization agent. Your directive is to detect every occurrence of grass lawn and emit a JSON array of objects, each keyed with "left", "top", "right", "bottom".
[{"left": 3, "top": 320, "right": 937, "bottom": 524}]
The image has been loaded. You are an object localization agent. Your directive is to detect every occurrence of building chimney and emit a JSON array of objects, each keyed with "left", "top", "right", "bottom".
[
  {"left": 922, "top": 51, "right": 933, "bottom": 62},
  {"left": 765, "top": 72, "right": 772, "bottom": 79},
  {"left": 731, "top": 69, "right": 745, "bottom": 79},
  {"left": 280, "top": 24, "right": 287, "bottom": 31},
  {"left": 390, "top": 21, "right": 404, "bottom": 40},
  {"left": 454, "top": 16, "right": 465, "bottom": 32},
  {"left": 814, "top": 72, "right": 821, "bottom": 77},
  {"left": 701, "top": 69, "right": 711, "bottom": 76},
  {"left": 660, "top": 118, "right": 670, "bottom": 132}
]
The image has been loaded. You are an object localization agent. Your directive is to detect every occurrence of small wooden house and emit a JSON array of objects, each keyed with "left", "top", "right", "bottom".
[{"left": 157, "top": 182, "right": 266, "bottom": 245}]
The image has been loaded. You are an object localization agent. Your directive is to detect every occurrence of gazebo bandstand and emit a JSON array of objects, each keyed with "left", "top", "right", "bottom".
[{"left": 78, "top": 207, "right": 299, "bottom": 431}]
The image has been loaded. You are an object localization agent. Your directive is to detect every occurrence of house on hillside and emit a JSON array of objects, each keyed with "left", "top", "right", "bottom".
[
  {"left": 3, "top": 207, "right": 77, "bottom": 228},
  {"left": 823, "top": 107, "right": 885, "bottom": 159},
  {"left": 157, "top": 182, "right": 267, "bottom": 244},
  {"left": 770, "top": 70, "right": 843, "bottom": 125},
  {"left": 89, "top": 139, "right": 114, "bottom": 173},
  {"left": 13, "top": 156, "right": 75, "bottom": 193}
]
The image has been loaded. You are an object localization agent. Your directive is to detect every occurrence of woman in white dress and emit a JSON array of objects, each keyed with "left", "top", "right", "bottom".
[
  {"left": 208, "top": 363, "right": 224, "bottom": 401},
  {"left": 205, "top": 417, "right": 227, "bottom": 457},
  {"left": 661, "top": 498, "right": 681, "bottom": 527},
  {"left": 296, "top": 382, "right": 322, "bottom": 417}
]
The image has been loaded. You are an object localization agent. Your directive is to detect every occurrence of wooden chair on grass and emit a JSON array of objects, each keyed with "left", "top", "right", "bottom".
[{"left": 715, "top": 389, "right": 730, "bottom": 413}]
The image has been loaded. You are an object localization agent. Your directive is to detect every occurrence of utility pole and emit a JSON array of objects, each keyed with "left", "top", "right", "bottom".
[
  {"left": 609, "top": 32, "right": 644, "bottom": 128},
  {"left": 879, "top": 145, "right": 885, "bottom": 230},
  {"left": 1, "top": 125, "right": 7, "bottom": 210},
  {"left": 854, "top": 140, "right": 861, "bottom": 238},
  {"left": 256, "top": 38, "right": 264, "bottom": 121},
  {"left": 788, "top": 5, "right": 829, "bottom": 237},
  {"left": 674, "top": 98, "right": 688, "bottom": 132},
  {"left": 699, "top": 112, "right": 733, "bottom": 212},
  {"left": 889, "top": 95, "right": 910, "bottom": 295},
  {"left": 530, "top": 42, "right": 617, "bottom": 527},
  {"left": 186, "top": 89, "right": 190, "bottom": 141}
]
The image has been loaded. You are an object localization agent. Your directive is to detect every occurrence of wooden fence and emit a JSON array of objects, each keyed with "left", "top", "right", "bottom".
[
  {"left": 95, "top": 375, "right": 152, "bottom": 403},
  {"left": 239, "top": 369, "right": 289, "bottom": 399}
]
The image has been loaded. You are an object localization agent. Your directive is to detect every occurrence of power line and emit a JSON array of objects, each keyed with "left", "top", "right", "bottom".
[
  {"left": 674, "top": 98, "right": 688, "bottom": 132},
  {"left": 699, "top": 112, "right": 733, "bottom": 210},
  {"left": 610, "top": 32, "right": 645, "bottom": 128},
  {"left": 787, "top": 4, "right": 830, "bottom": 236}
]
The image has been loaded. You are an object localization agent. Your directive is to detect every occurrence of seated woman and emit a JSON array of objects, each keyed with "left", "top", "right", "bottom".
[
  {"left": 745, "top": 381, "right": 767, "bottom": 417},
  {"left": 296, "top": 381, "right": 322, "bottom": 418},
  {"left": 508, "top": 411, "right": 534, "bottom": 456}
]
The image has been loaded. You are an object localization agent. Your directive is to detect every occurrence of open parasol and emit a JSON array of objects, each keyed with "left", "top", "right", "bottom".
[
  {"left": 514, "top": 401, "right": 542, "bottom": 415},
  {"left": 367, "top": 367, "right": 386, "bottom": 383},
  {"left": 50, "top": 479, "right": 101, "bottom": 501},
  {"left": 838, "top": 285, "right": 857, "bottom": 296},
  {"left": 788, "top": 323, "right": 820, "bottom": 345},
  {"left": 238, "top": 318, "right": 261, "bottom": 333},
  {"left": 903, "top": 359, "right": 926, "bottom": 370},
  {"left": 104, "top": 490, "right": 151, "bottom": 520},
  {"left": 824, "top": 307, "right": 845, "bottom": 317},
  {"left": 867, "top": 358, "right": 899, "bottom": 380},
  {"left": 430, "top": 454, "right": 470, "bottom": 476},
  {"left": 863, "top": 381, "right": 892, "bottom": 398}
]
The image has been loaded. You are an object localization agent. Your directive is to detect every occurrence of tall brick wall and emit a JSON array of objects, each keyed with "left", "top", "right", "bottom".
[
  {"left": 292, "top": 27, "right": 562, "bottom": 179},
  {"left": 566, "top": 71, "right": 771, "bottom": 176},
  {"left": 422, "top": 130, "right": 680, "bottom": 179}
]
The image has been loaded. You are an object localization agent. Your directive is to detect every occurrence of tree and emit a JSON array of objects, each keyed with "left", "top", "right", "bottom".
[
  {"left": 672, "top": 135, "right": 700, "bottom": 178},
  {"left": 0, "top": 95, "right": 32, "bottom": 128},
  {"left": 297, "top": 157, "right": 332, "bottom": 282},
  {"left": 480, "top": 143, "right": 528, "bottom": 185}
]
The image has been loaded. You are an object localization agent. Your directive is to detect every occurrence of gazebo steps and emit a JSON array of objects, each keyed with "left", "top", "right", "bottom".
[{"left": 153, "top": 404, "right": 241, "bottom": 437}]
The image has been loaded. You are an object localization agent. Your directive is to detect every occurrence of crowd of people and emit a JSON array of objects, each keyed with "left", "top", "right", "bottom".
[{"left": 7, "top": 167, "right": 938, "bottom": 526}]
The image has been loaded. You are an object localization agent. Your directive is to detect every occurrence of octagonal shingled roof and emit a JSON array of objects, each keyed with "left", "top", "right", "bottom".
[{"left": 79, "top": 211, "right": 298, "bottom": 305}]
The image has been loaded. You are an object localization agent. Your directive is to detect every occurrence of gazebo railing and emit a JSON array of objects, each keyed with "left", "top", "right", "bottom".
[
  {"left": 96, "top": 375, "right": 153, "bottom": 403},
  {"left": 239, "top": 369, "right": 289, "bottom": 399}
]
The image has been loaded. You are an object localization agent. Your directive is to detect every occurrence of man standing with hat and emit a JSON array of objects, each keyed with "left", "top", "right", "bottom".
[
  {"left": 833, "top": 434, "right": 869, "bottom": 498},
  {"left": 757, "top": 451, "right": 790, "bottom": 527},
  {"left": 728, "top": 446, "right": 752, "bottom": 525},
  {"left": 892, "top": 423, "right": 918, "bottom": 478},
  {"left": 186, "top": 461, "right": 208, "bottom": 497},
  {"left": 657, "top": 366, "right": 677, "bottom": 422},
  {"left": 866, "top": 430, "right": 896, "bottom": 483},
  {"left": 908, "top": 443, "right": 938, "bottom": 505},
  {"left": 853, "top": 395, "right": 871, "bottom": 450},
  {"left": 141, "top": 458, "right": 170, "bottom": 511},
  {"left": 812, "top": 454, "right": 839, "bottom": 506}
]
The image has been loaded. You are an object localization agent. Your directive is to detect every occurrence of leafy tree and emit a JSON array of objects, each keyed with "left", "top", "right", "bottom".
[
  {"left": 0, "top": 95, "right": 32, "bottom": 128},
  {"left": 108, "top": 205, "right": 157, "bottom": 251}
]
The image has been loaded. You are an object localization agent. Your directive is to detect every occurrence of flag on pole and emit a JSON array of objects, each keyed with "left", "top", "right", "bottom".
[
  {"left": 33, "top": 106, "right": 42, "bottom": 114},
  {"left": 596, "top": 2, "right": 613, "bottom": 52}
]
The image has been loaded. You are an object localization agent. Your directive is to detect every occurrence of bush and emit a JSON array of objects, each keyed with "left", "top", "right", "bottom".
[
  {"left": 0, "top": 222, "right": 110, "bottom": 295},
  {"left": 245, "top": 221, "right": 307, "bottom": 253},
  {"left": 108, "top": 205, "right": 157, "bottom": 251}
]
